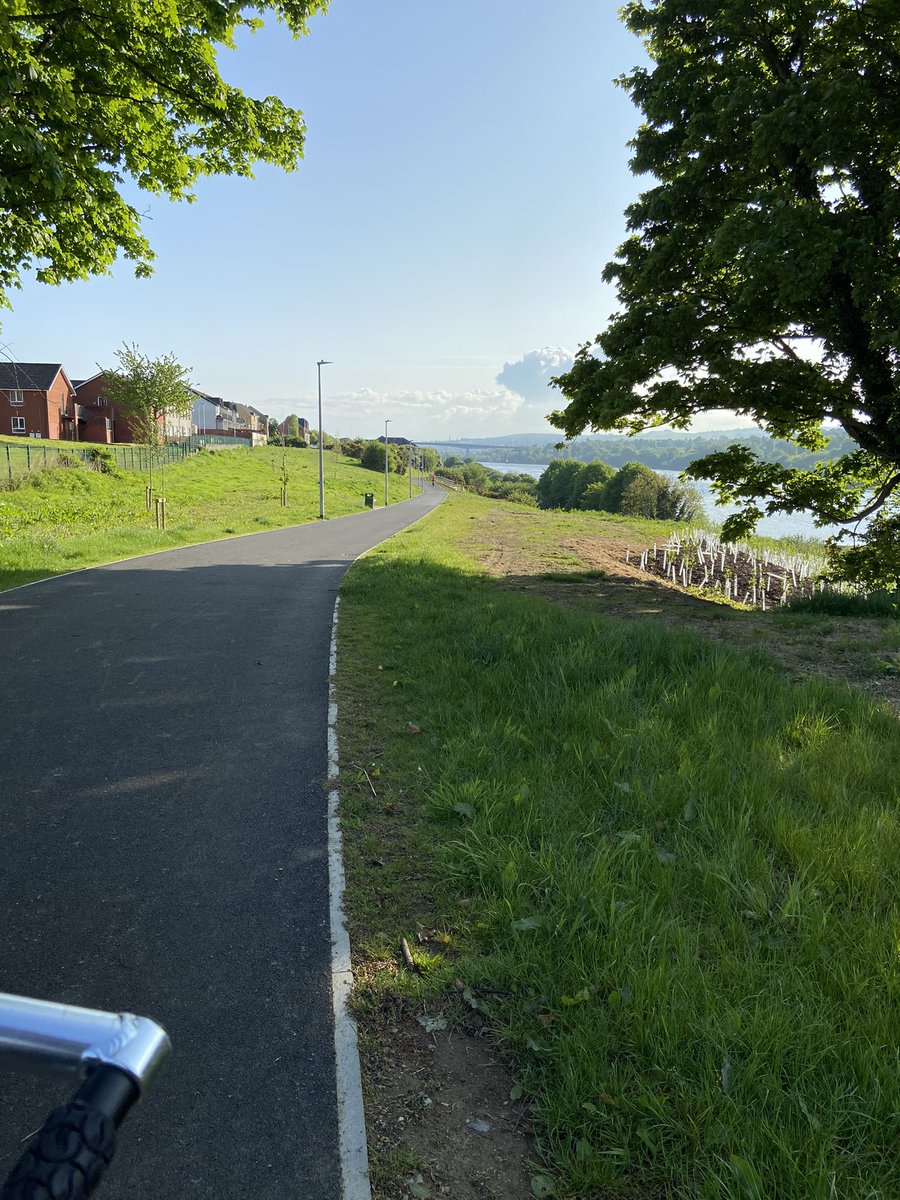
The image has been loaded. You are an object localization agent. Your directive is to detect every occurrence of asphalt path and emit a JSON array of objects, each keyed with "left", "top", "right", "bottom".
[{"left": 0, "top": 488, "right": 443, "bottom": 1199}]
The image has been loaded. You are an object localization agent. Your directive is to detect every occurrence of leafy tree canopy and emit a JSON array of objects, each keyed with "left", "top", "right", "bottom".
[
  {"left": 552, "top": 0, "right": 900, "bottom": 576},
  {"left": 0, "top": 0, "right": 328, "bottom": 307},
  {"left": 103, "top": 343, "right": 193, "bottom": 447}
]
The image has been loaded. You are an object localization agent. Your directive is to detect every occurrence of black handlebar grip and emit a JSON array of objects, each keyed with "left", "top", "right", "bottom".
[
  {"left": 1, "top": 1066, "right": 138, "bottom": 1200},
  {"left": 1, "top": 1099, "right": 116, "bottom": 1200}
]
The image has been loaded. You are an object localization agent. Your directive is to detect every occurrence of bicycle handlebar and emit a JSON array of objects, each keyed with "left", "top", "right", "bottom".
[
  {"left": 0, "top": 993, "right": 171, "bottom": 1200},
  {"left": 0, "top": 993, "right": 169, "bottom": 1085}
]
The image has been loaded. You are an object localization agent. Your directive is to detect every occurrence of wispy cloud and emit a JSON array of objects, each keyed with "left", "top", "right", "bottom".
[
  {"left": 328, "top": 387, "right": 525, "bottom": 436},
  {"left": 261, "top": 386, "right": 525, "bottom": 437}
]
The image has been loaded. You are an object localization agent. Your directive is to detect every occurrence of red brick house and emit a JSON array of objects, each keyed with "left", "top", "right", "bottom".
[
  {"left": 73, "top": 374, "right": 195, "bottom": 443},
  {"left": 71, "top": 373, "right": 116, "bottom": 443},
  {"left": 0, "top": 362, "right": 77, "bottom": 440}
]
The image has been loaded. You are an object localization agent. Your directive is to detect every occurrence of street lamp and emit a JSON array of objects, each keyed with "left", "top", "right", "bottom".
[
  {"left": 384, "top": 419, "right": 391, "bottom": 507},
  {"left": 317, "top": 359, "right": 331, "bottom": 520}
]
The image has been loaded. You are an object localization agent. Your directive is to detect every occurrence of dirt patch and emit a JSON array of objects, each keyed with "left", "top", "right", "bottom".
[
  {"left": 471, "top": 511, "right": 900, "bottom": 713},
  {"left": 359, "top": 994, "right": 534, "bottom": 1200}
]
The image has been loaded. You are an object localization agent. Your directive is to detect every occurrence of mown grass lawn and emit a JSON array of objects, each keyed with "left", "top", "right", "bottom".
[
  {"left": 0, "top": 445, "right": 413, "bottom": 590},
  {"left": 337, "top": 490, "right": 900, "bottom": 1200}
]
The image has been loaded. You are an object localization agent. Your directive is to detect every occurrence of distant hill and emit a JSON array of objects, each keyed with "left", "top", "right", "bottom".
[
  {"left": 440, "top": 427, "right": 856, "bottom": 472},
  {"left": 454, "top": 427, "right": 777, "bottom": 446}
]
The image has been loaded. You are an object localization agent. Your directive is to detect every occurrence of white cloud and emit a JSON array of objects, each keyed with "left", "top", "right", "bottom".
[
  {"left": 327, "top": 386, "right": 524, "bottom": 437},
  {"left": 258, "top": 347, "right": 580, "bottom": 438},
  {"left": 496, "top": 346, "right": 575, "bottom": 403},
  {"left": 260, "top": 386, "right": 526, "bottom": 438}
]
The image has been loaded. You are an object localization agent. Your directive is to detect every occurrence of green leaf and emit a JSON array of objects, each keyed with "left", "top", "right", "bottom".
[
  {"left": 530, "top": 1174, "right": 555, "bottom": 1198},
  {"left": 560, "top": 988, "right": 590, "bottom": 1007}
]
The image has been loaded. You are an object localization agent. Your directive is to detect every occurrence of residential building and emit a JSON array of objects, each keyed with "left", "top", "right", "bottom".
[
  {"left": 246, "top": 405, "right": 271, "bottom": 434},
  {"left": 192, "top": 391, "right": 269, "bottom": 444},
  {"left": 276, "top": 416, "right": 310, "bottom": 443},
  {"left": 74, "top": 375, "right": 195, "bottom": 443},
  {"left": 191, "top": 389, "right": 226, "bottom": 434},
  {"left": 0, "top": 362, "right": 77, "bottom": 440},
  {"left": 70, "top": 375, "right": 114, "bottom": 443}
]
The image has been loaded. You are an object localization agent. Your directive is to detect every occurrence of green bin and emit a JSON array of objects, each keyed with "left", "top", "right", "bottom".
[{"left": 364, "top": 492, "right": 375, "bottom": 509}]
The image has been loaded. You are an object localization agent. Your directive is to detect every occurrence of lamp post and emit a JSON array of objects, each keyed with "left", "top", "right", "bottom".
[
  {"left": 384, "top": 419, "right": 391, "bottom": 506},
  {"left": 317, "top": 359, "right": 331, "bottom": 520}
]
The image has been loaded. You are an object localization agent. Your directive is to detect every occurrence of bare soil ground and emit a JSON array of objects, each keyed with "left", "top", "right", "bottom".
[{"left": 358, "top": 990, "right": 533, "bottom": 1200}]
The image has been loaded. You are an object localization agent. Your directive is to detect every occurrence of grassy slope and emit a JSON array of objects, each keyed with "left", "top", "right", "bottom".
[
  {"left": 337, "top": 491, "right": 899, "bottom": 1200},
  {"left": 0, "top": 445, "right": 413, "bottom": 590}
]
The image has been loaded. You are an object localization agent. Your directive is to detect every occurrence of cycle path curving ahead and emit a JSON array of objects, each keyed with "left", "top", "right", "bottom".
[{"left": 0, "top": 488, "right": 444, "bottom": 1199}]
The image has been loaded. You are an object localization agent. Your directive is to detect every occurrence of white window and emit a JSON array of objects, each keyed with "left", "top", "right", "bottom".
[
  {"left": 96, "top": 395, "right": 107, "bottom": 407},
  {"left": 9, "top": 389, "right": 23, "bottom": 405},
  {"left": 12, "top": 416, "right": 25, "bottom": 432}
]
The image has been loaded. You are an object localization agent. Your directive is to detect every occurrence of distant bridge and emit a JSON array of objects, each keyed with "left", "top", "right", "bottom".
[{"left": 411, "top": 439, "right": 525, "bottom": 453}]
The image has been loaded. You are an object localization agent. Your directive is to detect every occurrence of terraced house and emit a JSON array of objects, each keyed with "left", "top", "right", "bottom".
[{"left": 0, "top": 362, "right": 77, "bottom": 440}]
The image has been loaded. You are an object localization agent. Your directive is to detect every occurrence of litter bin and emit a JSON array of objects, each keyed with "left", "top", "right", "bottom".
[{"left": 364, "top": 492, "right": 375, "bottom": 509}]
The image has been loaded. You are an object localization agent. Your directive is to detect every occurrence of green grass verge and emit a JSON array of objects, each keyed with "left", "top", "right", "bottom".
[
  {"left": 786, "top": 591, "right": 900, "bottom": 619},
  {"left": 337, "top": 491, "right": 900, "bottom": 1200},
  {"left": 0, "top": 445, "right": 414, "bottom": 590}
]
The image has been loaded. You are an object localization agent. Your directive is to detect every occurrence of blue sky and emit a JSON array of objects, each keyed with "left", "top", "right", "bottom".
[{"left": 1, "top": 1, "right": 736, "bottom": 438}]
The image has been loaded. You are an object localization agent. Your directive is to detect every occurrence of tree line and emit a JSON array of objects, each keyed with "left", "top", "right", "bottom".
[{"left": 439, "top": 458, "right": 705, "bottom": 522}]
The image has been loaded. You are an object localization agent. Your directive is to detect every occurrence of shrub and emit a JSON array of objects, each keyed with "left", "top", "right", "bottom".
[
  {"left": 87, "top": 446, "right": 118, "bottom": 474},
  {"left": 361, "top": 440, "right": 402, "bottom": 473}
]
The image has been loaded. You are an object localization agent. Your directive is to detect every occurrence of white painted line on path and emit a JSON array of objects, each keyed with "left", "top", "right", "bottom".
[{"left": 327, "top": 596, "right": 372, "bottom": 1200}]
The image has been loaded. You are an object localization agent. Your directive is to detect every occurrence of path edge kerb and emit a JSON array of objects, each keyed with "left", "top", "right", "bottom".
[{"left": 328, "top": 595, "right": 371, "bottom": 1200}]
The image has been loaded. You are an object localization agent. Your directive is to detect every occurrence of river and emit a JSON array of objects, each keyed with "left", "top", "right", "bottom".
[{"left": 476, "top": 461, "right": 857, "bottom": 543}]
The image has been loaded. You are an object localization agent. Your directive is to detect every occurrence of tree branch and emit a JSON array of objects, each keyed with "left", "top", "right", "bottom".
[{"left": 845, "top": 471, "right": 900, "bottom": 521}]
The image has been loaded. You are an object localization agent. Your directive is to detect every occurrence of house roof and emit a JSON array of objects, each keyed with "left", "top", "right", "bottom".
[
  {"left": 73, "top": 372, "right": 103, "bottom": 391},
  {"left": 0, "top": 362, "right": 66, "bottom": 391},
  {"left": 190, "top": 388, "right": 224, "bottom": 405}
]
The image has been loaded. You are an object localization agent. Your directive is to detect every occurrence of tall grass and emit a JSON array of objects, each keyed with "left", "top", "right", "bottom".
[{"left": 338, "top": 492, "right": 900, "bottom": 1199}]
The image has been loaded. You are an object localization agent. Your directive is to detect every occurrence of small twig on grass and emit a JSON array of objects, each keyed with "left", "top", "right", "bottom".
[
  {"left": 400, "top": 937, "right": 420, "bottom": 974},
  {"left": 351, "top": 764, "right": 378, "bottom": 797}
]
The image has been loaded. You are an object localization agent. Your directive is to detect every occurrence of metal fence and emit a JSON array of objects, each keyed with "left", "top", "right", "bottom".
[{"left": 2, "top": 434, "right": 250, "bottom": 484}]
